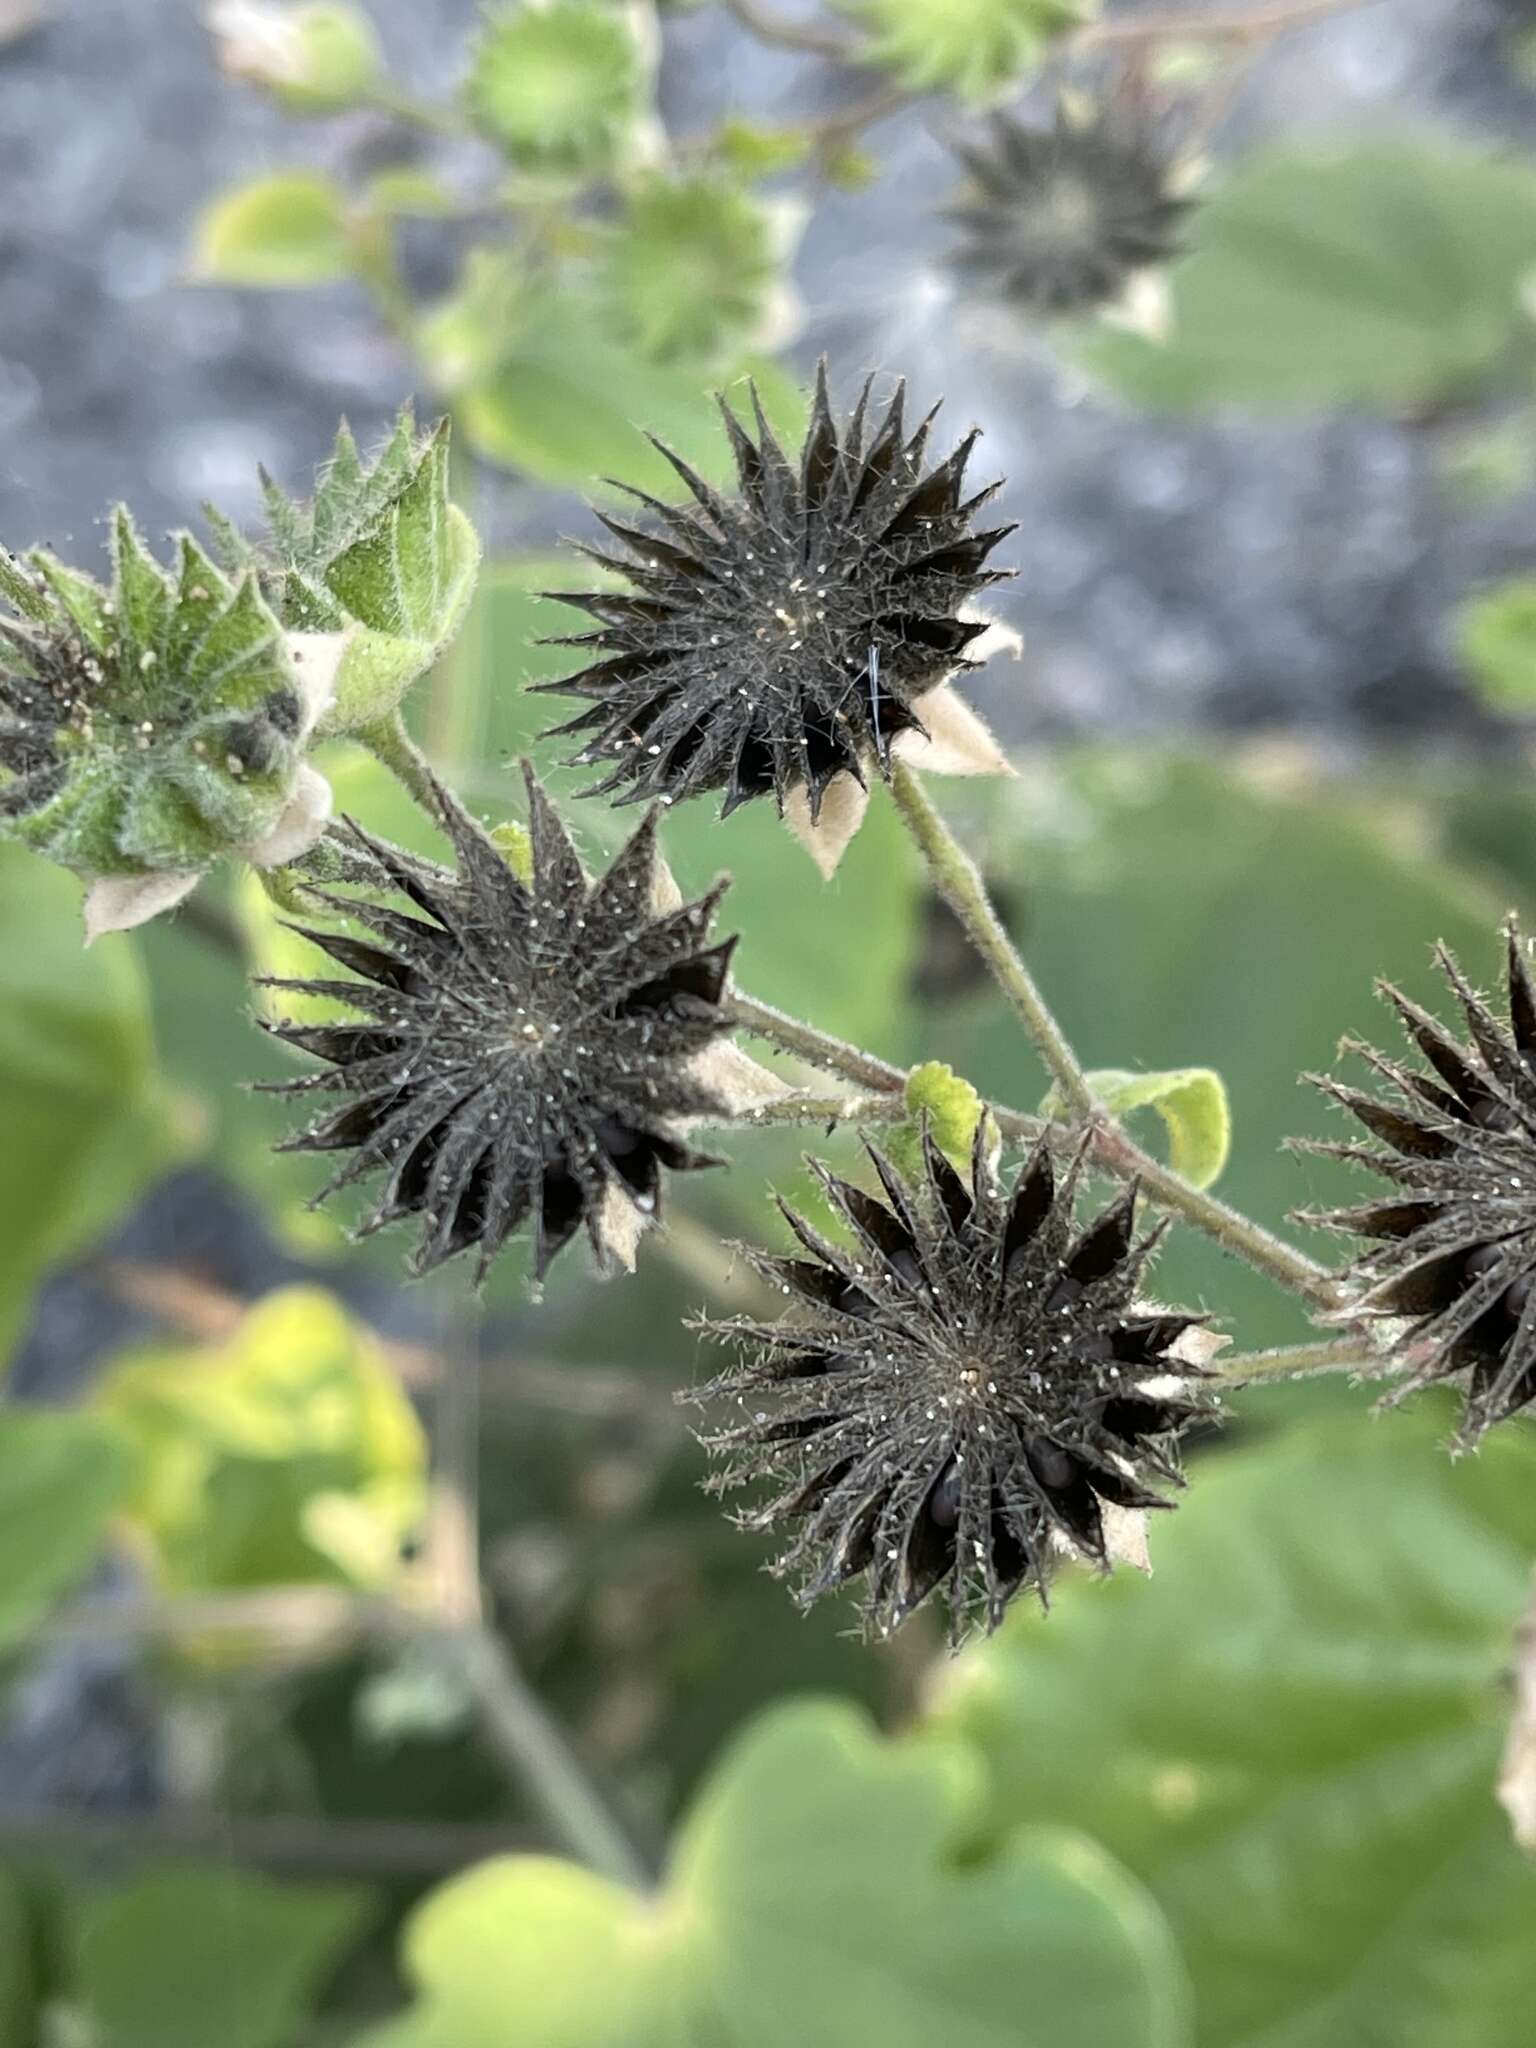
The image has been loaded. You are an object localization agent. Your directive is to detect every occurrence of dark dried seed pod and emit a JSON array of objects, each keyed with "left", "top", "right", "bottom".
[
  {"left": 537, "top": 361, "right": 1015, "bottom": 822},
  {"left": 261, "top": 765, "right": 739, "bottom": 1282},
  {"left": 1302, "top": 919, "right": 1536, "bottom": 1443},
  {"left": 689, "top": 1130, "right": 1213, "bottom": 1644},
  {"left": 945, "top": 104, "right": 1192, "bottom": 320}
]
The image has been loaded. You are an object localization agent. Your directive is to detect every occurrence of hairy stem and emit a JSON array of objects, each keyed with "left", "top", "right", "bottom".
[
  {"left": 1213, "top": 1335, "right": 1382, "bottom": 1382},
  {"left": 888, "top": 761, "right": 1097, "bottom": 1120},
  {"left": 885, "top": 762, "right": 1342, "bottom": 1306},
  {"left": 359, "top": 710, "right": 446, "bottom": 822},
  {"left": 439, "top": 1621, "right": 654, "bottom": 1889},
  {"left": 727, "top": 989, "right": 910, "bottom": 1093},
  {"left": 732, "top": 1088, "right": 910, "bottom": 1127},
  {"left": 1090, "top": 1121, "right": 1344, "bottom": 1310}
]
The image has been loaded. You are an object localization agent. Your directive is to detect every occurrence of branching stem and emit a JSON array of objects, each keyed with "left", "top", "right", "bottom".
[
  {"left": 885, "top": 762, "right": 1344, "bottom": 1312},
  {"left": 1090, "top": 1121, "right": 1344, "bottom": 1310}
]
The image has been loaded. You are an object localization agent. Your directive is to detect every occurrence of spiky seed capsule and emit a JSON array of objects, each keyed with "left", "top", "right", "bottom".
[
  {"left": 690, "top": 1132, "right": 1212, "bottom": 1643},
  {"left": 538, "top": 362, "right": 1016, "bottom": 823},
  {"left": 946, "top": 107, "right": 1192, "bottom": 320},
  {"left": 467, "top": 0, "right": 646, "bottom": 177},
  {"left": 1304, "top": 921, "right": 1536, "bottom": 1443},
  {"left": 0, "top": 512, "right": 321, "bottom": 901},
  {"left": 261, "top": 766, "right": 738, "bottom": 1282}
]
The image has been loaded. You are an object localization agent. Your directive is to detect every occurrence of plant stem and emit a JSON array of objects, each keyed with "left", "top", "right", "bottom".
[
  {"left": 884, "top": 761, "right": 1342, "bottom": 1307},
  {"left": 806, "top": 84, "right": 917, "bottom": 165},
  {"left": 727, "top": 989, "right": 910, "bottom": 1093},
  {"left": 731, "top": 1088, "right": 909, "bottom": 1127},
  {"left": 888, "top": 761, "right": 1097, "bottom": 1120},
  {"left": 365, "top": 85, "right": 464, "bottom": 134},
  {"left": 1091, "top": 1120, "right": 1344, "bottom": 1310},
  {"left": 1078, "top": 0, "right": 1369, "bottom": 47},
  {"left": 439, "top": 1622, "right": 653, "bottom": 1890},
  {"left": 359, "top": 710, "right": 445, "bottom": 822},
  {"left": 720, "top": 0, "right": 854, "bottom": 58},
  {"left": 1213, "top": 1336, "right": 1382, "bottom": 1381}
]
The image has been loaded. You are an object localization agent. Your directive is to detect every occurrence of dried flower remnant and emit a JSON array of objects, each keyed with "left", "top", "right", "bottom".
[
  {"left": 946, "top": 103, "right": 1192, "bottom": 323},
  {"left": 540, "top": 362, "right": 1016, "bottom": 872},
  {"left": 1306, "top": 921, "right": 1536, "bottom": 1442},
  {"left": 264, "top": 766, "right": 753, "bottom": 1282},
  {"left": 692, "top": 1132, "right": 1214, "bottom": 1643}
]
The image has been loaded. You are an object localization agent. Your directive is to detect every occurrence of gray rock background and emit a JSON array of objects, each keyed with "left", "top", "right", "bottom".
[{"left": 0, "top": 0, "right": 1532, "bottom": 752}]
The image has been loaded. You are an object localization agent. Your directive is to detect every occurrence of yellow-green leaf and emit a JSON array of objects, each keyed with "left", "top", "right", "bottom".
[
  {"left": 96, "top": 1286, "right": 427, "bottom": 1609},
  {"left": 1460, "top": 577, "right": 1536, "bottom": 712},
  {"left": 357, "top": 1700, "right": 1189, "bottom": 2048},
  {"left": 1045, "top": 1065, "right": 1231, "bottom": 1189},
  {"left": 191, "top": 171, "right": 354, "bottom": 287}
]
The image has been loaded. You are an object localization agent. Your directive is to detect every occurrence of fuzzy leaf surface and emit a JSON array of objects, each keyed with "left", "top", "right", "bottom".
[{"left": 359, "top": 1699, "right": 1190, "bottom": 2048}]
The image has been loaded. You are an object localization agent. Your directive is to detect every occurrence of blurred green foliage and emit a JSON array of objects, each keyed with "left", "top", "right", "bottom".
[
  {"left": 1083, "top": 143, "right": 1536, "bottom": 410},
  {"left": 3, "top": 1, "right": 1536, "bottom": 2043},
  {"left": 361, "top": 1701, "right": 1189, "bottom": 2048}
]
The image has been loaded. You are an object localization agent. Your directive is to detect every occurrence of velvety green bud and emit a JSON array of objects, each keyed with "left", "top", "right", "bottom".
[
  {"left": 216, "top": 408, "right": 481, "bottom": 737},
  {"left": 0, "top": 511, "right": 336, "bottom": 938}
]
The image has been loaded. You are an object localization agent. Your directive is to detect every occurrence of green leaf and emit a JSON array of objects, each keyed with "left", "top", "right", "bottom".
[
  {"left": 898, "top": 1061, "right": 988, "bottom": 1174},
  {"left": 837, "top": 0, "right": 1093, "bottom": 100},
  {"left": 713, "top": 116, "right": 815, "bottom": 180},
  {"left": 0, "top": 846, "right": 182, "bottom": 1362},
  {"left": 95, "top": 1286, "right": 428, "bottom": 1610},
  {"left": 1082, "top": 143, "right": 1536, "bottom": 409},
  {"left": 363, "top": 166, "right": 459, "bottom": 217},
  {"left": 602, "top": 173, "right": 783, "bottom": 363},
  {"left": 75, "top": 1866, "right": 367, "bottom": 2048},
  {"left": 1044, "top": 1066, "right": 1231, "bottom": 1189},
  {"left": 1459, "top": 577, "right": 1536, "bottom": 712},
  {"left": 457, "top": 292, "right": 805, "bottom": 494},
  {"left": 363, "top": 1699, "right": 1190, "bottom": 2048},
  {"left": 929, "top": 1407, "right": 1536, "bottom": 2048},
  {"left": 0, "top": 1409, "right": 130, "bottom": 1647},
  {"left": 190, "top": 171, "right": 354, "bottom": 287},
  {"left": 465, "top": 0, "right": 648, "bottom": 176}
]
